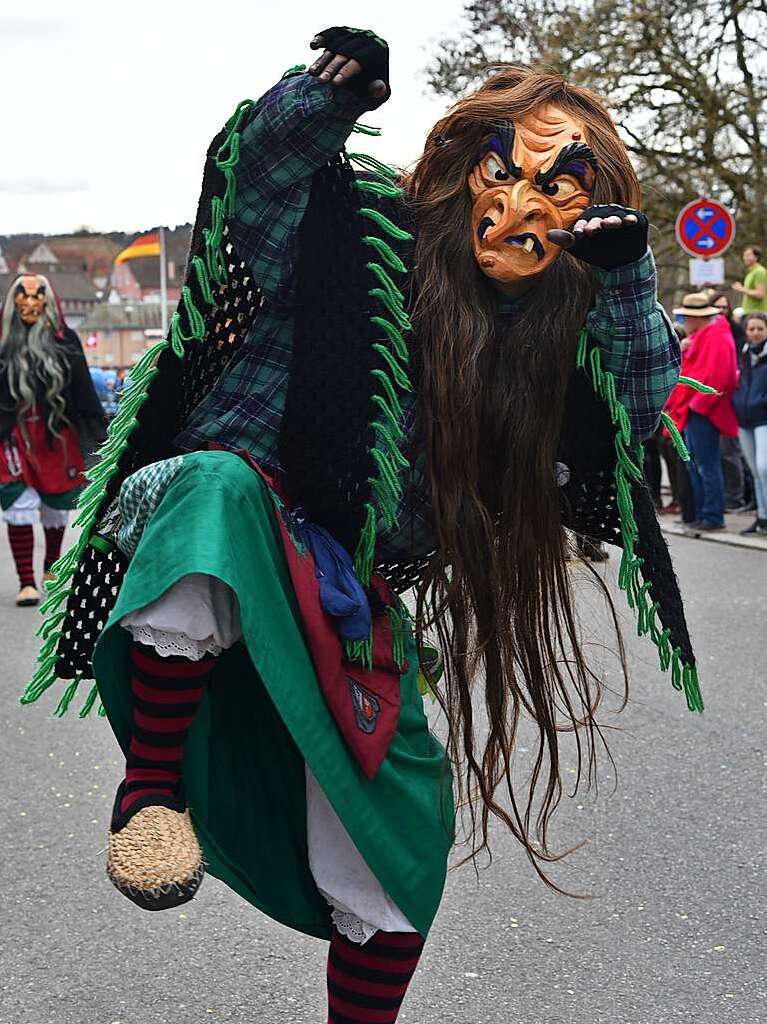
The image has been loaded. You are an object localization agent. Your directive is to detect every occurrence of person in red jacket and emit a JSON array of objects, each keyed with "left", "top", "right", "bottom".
[{"left": 664, "top": 292, "right": 739, "bottom": 530}]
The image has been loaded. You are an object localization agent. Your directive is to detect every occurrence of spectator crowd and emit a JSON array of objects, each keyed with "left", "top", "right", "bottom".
[{"left": 654, "top": 244, "right": 767, "bottom": 538}]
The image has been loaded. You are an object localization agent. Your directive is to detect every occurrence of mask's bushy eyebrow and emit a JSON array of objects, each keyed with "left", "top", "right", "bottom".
[
  {"left": 535, "top": 142, "right": 599, "bottom": 190},
  {"left": 477, "top": 122, "right": 523, "bottom": 178},
  {"left": 478, "top": 134, "right": 506, "bottom": 160},
  {"left": 556, "top": 160, "right": 592, "bottom": 188}
]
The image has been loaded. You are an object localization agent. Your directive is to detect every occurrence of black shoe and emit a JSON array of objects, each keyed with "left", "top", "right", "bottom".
[
  {"left": 740, "top": 518, "right": 767, "bottom": 536},
  {"left": 15, "top": 584, "right": 40, "bottom": 607},
  {"left": 697, "top": 521, "right": 726, "bottom": 532}
]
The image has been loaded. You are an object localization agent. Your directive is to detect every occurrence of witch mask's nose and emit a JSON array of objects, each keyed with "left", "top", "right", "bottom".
[{"left": 477, "top": 182, "right": 546, "bottom": 246}]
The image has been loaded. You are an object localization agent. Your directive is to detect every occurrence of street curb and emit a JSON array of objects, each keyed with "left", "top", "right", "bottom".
[{"left": 660, "top": 522, "right": 767, "bottom": 552}]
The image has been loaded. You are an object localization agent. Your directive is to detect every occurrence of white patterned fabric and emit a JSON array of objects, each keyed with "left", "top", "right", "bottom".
[
  {"left": 120, "top": 572, "right": 416, "bottom": 943},
  {"left": 120, "top": 623, "right": 225, "bottom": 661},
  {"left": 116, "top": 456, "right": 186, "bottom": 558},
  {"left": 3, "top": 486, "right": 69, "bottom": 527}
]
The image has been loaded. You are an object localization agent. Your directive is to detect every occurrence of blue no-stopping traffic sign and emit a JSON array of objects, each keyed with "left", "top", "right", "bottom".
[{"left": 675, "top": 198, "right": 735, "bottom": 258}]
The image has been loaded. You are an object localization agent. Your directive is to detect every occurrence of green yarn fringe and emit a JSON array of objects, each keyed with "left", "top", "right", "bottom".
[
  {"left": 352, "top": 123, "right": 383, "bottom": 137},
  {"left": 343, "top": 636, "right": 374, "bottom": 671},
  {"left": 660, "top": 411, "right": 690, "bottom": 462},
  {"left": 575, "top": 328, "right": 703, "bottom": 713},
  {"left": 341, "top": 601, "right": 411, "bottom": 679},
  {"left": 336, "top": 143, "right": 413, "bottom": 670},
  {"left": 21, "top": 97, "right": 255, "bottom": 718},
  {"left": 346, "top": 148, "right": 413, "bottom": 602},
  {"left": 386, "top": 602, "right": 409, "bottom": 672},
  {"left": 678, "top": 375, "right": 718, "bottom": 395}
]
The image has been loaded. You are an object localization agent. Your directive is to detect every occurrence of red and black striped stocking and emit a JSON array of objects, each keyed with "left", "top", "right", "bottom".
[
  {"left": 327, "top": 926, "right": 425, "bottom": 1023},
  {"left": 43, "top": 526, "right": 65, "bottom": 571},
  {"left": 7, "top": 524, "right": 35, "bottom": 587},
  {"left": 121, "top": 642, "right": 216, "bottom": 816}
]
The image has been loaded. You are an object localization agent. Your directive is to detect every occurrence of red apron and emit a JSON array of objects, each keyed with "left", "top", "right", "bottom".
[
  {"left": 0, "top": 408, "right": 85, "bottom": 495},
  {"left": 216, "top": 446, "right": 404, "bottom": 780}
]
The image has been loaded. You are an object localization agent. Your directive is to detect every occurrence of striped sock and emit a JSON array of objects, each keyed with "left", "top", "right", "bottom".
[
  {"left": 327, "top": 927, "right": 425, "bottom": 1024},
  {"left": 43, "top": 526, "right": 65, "bottom": 571},
  {"left": 121, "top": 642, "right": 216, "bottom": 816},
  {"left": 7, "top": 524, "right": 35, "bottom": 587}
]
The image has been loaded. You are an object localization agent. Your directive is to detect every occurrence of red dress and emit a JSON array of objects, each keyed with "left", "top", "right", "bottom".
[
  {"left": 0, "top": 325, "right": 104, "bottom": 509},
  {"left": 0, "top": 408, "right": 86, "bottom": 500}
]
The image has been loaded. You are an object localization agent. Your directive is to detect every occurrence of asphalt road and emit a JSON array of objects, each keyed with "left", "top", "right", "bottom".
[{"left": 0, "top": 528, "right": 764, "bottom": 1024}]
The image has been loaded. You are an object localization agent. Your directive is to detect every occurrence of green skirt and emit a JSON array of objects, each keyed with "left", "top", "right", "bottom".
[{"left": 93, "top": 450, "right": 454, "bottom": 939}]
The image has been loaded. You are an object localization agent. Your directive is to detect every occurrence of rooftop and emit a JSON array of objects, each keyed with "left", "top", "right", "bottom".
[{"left": 0, "top": 268, "right": 98, "bottom": 305}]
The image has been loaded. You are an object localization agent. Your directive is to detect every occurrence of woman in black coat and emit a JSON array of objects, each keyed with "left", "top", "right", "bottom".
[
  {"left": 0, "top": 273, "right": 106, "bottom": 604},
  {"left": 732, "top": 312, "right": 767, "bottom": 534}
]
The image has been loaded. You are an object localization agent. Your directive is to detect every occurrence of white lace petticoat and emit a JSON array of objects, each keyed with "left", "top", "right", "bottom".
[{"left": 119, "top": 623, "right": 224, "bottom": 660}]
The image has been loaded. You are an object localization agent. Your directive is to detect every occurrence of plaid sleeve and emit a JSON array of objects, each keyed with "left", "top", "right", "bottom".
[
  {"left": 230, "top": 73, "right": 366, "bottom": 304},
  {"left": 587, "top": 249, "right": 681, "bottom": 442}
]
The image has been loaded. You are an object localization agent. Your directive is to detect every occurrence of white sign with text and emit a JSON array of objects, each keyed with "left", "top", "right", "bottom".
[{"left": 689, "top": 257, "right": 725, "bottom": 286}]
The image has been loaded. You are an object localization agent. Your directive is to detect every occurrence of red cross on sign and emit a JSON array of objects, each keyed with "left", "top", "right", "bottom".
[{"left": 675, "top": 198, "right": 735, "bottom": 258}]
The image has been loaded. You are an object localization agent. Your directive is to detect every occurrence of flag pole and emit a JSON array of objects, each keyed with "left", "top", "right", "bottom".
[{"left": 159, "top": 225, "right": 168, "bottom": 338}]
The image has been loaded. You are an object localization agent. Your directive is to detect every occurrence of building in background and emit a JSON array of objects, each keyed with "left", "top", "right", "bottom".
[
  {"left": 0, "top": 234, "right": 122, "bottom": 292},
  {"left": 0, "top": 225, "right": 191, "bottom": 343},
  {"left": 79, "top": 299, "right": 177, "bottom": 368},
  {"left": 0, "top": 242, "right": 99, "bottom": 330}
]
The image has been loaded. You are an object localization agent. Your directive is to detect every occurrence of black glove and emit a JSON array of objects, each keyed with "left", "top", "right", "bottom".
[
  {"left": 549, "top": 205, "right": 649, "bottom": 270},
  {"left": 308, "top": 26, "right": 390, "bottom": 108}
]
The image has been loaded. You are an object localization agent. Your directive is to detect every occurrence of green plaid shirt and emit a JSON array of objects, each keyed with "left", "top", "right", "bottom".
[{"left": 168, "top": 72, "right": 679, "bottom": 561}]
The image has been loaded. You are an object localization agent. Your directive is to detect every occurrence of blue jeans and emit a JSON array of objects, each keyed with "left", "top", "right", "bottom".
[
  {"left": 739, "top": 425, "right": 767, "bottom": 519},
  {"left": 685, "top": 412, "right": 725, "bottom": 526}
]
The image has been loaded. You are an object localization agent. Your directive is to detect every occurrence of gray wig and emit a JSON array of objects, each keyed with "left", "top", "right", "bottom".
[{"left": 0, "top": 274, "right": 69, "bottom": 441}]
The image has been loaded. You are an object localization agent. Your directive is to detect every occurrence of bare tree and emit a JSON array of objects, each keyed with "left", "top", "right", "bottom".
[{"left": 426, "top": 0, "right": 767, "bottom": 302}]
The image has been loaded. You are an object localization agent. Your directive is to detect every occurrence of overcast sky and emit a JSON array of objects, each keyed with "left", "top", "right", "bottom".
[{"left": 0, "top": 1, "right": 469, "bottom": 236}]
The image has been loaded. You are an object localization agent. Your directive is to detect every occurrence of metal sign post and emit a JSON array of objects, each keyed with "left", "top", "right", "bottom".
[{"left": 159, "top": 225, "right": 168, "bottom": 338}]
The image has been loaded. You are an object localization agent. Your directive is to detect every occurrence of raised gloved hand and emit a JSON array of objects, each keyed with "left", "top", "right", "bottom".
[
  {"left": 308, "top": 27, "right": 390, "bottom": 109},
  {"left": 548, "top": 205, "right": 649, "bottom": 270}
]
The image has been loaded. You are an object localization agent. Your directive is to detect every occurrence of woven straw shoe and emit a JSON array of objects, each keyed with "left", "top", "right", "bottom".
[{"left": 107, "top": 782, "right": 205, "bottom": 911}]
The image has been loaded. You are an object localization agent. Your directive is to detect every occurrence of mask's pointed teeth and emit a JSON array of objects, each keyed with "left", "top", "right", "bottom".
[{"left": 523, "top": 236, "right": 535, "bottom": 253}]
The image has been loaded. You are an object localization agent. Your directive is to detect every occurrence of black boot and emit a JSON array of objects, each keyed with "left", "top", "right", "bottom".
[{"left": 739, "top": 518, "right": 767, "bottom": 536}]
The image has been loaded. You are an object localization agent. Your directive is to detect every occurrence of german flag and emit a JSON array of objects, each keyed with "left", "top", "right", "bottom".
[{"left": 114, "top": 232, "right": 161, "bottom": 265}]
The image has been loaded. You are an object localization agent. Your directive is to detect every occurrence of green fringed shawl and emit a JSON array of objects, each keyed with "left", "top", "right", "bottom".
[{"left": 23, "top": 75, "right": 706, "bottom": 716}]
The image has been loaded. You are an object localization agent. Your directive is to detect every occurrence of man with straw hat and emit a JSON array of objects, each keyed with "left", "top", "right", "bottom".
[{"left": 664, "top": 292, "right": 739, "bottom": 530}]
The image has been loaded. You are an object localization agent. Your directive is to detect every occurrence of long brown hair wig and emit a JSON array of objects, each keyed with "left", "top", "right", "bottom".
[{"left": 407, "top": 67, "right": 641, "bottom": 886}]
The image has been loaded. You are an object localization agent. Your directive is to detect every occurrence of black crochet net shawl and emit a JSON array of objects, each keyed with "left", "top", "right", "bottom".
[{"left": 25, "top": 104, "right": 701, "bottom": 716}]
